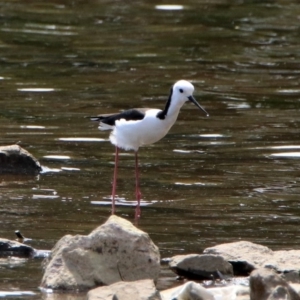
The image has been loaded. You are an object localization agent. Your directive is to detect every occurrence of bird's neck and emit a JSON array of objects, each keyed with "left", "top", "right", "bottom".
[{"left": 157, "top": 88, "right": 183, "bottom": 120}]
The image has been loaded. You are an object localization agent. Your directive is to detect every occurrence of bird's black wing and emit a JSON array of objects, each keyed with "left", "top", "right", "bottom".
[{"left": 90, "top": 108, "right": 148, "bottom": 126}]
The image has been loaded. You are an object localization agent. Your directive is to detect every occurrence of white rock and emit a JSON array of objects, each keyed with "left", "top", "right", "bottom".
[
  {"left": 160, "top": 281, "right": 250, "bottom": 300},
  {"left": 40, "top": 215, "right": 160, "bottom": 291}
]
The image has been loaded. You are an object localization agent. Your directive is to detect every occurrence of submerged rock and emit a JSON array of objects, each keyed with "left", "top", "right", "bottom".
[
  {"left": 87, "top": 279, "right": 161, "bottom": 300},
  {"left": 169, "top": 254, "right": 233, "bottom": 280},
  {"left": 40, "top": 215, "right": 161, "bottom": 291},
  {"left": 0, "top": 238, "right": 35, "bottom": 258},
  {"left": 0, "top": 238, "right": 50, "bottom": 259},
  {"left": 0, "top": 144, "right": 41, "bottom": 175}
]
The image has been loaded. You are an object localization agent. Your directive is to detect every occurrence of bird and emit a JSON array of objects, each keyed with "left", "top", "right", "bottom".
[{"left": 90, "top": 80, "right": 209, "bottom": 219}]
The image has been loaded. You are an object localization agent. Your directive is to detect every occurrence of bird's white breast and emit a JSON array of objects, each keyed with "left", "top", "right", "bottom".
[{"left": 109, "top": 109, "right": 178, "bottom": 151}]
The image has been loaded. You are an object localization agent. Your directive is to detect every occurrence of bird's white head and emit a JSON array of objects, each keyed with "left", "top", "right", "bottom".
[
  {"left": 172, "top": 80, "right": 209, "bottom": 116},
  {"left": 173, "top": 80, "right": 195, "bottom": 103}
]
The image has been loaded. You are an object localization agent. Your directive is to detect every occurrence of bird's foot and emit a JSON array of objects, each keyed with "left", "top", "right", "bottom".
[
  {"left": 135, "top": 206, "right": 141, "bottom": 219},
  {"left": 111, "top": 201, "right": 116, "bottom": 215}
]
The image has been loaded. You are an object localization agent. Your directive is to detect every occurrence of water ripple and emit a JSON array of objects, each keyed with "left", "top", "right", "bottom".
[
  {"left": 58, "top": 137, "right": 106, "bottom": 142},
  {"left": 270, "top": 152, "right": 300, "bottom": 158}
]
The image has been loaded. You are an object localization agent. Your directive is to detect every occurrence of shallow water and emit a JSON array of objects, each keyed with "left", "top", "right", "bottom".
[{"left": 1, "top": 0, "right": 300, "bottom": 298}]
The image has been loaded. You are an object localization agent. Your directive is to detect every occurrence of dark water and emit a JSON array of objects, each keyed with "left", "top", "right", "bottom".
[{"left": 1, "top": 0, "right": 300, "bottom": 298}]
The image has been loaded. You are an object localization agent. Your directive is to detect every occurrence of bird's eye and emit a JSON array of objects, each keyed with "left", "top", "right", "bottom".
[{"left": 179, "top": 88, "right": 183, "bottom": 93}]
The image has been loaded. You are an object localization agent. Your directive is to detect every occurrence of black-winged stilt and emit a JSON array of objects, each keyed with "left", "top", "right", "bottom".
[{"left": 91, "top": 80, "right": 208, "bottom": 219}]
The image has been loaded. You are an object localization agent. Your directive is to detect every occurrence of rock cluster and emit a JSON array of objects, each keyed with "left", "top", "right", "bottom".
[
  {"left": 204, "top": 240, "right": 300, "bottom": 278},
  {"left": 37, "top": 216, "right": 300, "bottom": 299},
  {"left": 3, "top": 215, "right": 300, "bottom": 299}
]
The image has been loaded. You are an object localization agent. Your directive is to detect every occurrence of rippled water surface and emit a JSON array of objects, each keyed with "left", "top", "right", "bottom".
[{"left": 1, "top": 0, "right": 300, "bottom": 298}]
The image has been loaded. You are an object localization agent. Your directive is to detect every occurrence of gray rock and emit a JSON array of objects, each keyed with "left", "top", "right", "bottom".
[
  {"left": 0, "top": 144, "right": 41, "bottom": 175},
  {"left": 0, "top": 238, "right": 35, "bottom": 258},
  {"left": 87, "top": 279, "right": 161, "bottom": 300},
  {"left": 40, "top": 215, "right": 160, "bottom": 291},
  {"left": 269, "top": 285, "right": 289, "bottom": 300},
  {"left": 282, "top": 271, "right": 300, "bottom": 284},
  {"left": 250, "top": 268, "right": 300, "bottom": 300},
  {"left": 169, "top": 254, "right": 233, "bottom": 280},
  {"left": 204, "top": 241, "right": 273, "bottom": 275}
]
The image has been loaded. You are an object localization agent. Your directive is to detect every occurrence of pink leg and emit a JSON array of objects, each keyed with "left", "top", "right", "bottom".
[
  {"left": 111, "top": 146, "right": 119, "bottom": 215},
  {"left": 134, "top": 151, "right": 141, "bottom": 219}
]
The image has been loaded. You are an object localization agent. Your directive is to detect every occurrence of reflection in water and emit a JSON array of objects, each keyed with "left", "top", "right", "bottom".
[
  {"left": 18, "top": 88, "right": 56, "bottom": 92},
  {"left": 155, "top": 5, "right": 184, "bottom": 11},
  {"left": 1, "top": 0, "right": 300, "bottom": 297},
  {"left": 58, "top": 137, "right": 106, "bottom": 142},
  {"left": 270, "top": 152, "right": 300, "bottom": 157},
  {"left": 43, "top": 155, "right": 71, "bottom": 160}
]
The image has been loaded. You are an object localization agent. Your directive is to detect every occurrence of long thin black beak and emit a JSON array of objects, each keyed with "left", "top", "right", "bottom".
[{"left": 188, "top": 95, "right": 209, "bottom": 117}]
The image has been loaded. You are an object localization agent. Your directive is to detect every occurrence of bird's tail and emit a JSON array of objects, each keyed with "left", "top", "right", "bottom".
[
  {"left": 89, "top": 116, "right": 102, "bottom": 122},
  {"left": 88, "top": 116, "right": 114, "bottom": 130},
  {"left": 99, "top": 122, "right": 114, "bottom": 131}
]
